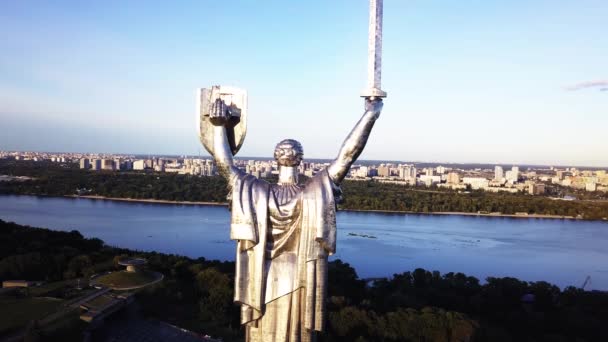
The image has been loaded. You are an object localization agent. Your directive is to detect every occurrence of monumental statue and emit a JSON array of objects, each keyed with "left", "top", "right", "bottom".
[{"left": 198, "top": 1, "right": 387, "bottom": 341}]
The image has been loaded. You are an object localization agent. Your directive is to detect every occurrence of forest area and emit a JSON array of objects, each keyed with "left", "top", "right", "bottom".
[{"left": 1, "top": 220, "right": 608, "bottom": 341}]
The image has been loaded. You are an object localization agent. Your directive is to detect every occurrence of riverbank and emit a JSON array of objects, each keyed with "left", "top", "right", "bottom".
[
  {"left": 65, "top": 195, "right": 228, "bottom": 206},
  {"left": 341, "top": 208, "right": 580, "bottom": 220},
  {"left": 66, "top": 194, "right": 586, "bottom": 220}
]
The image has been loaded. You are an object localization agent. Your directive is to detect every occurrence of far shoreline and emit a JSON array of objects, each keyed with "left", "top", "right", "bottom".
[
  {"left": 61, "top": 194, "right": 585, "bottom": 221},
  {"left": 65, "top": 195, "right": 228, "bottom": 207},
  {"left": 340, "top": 208, "right": 579, "bottom": 220},
  {"left": 1, "top": 193, "right": 598, "bottom": 221}
]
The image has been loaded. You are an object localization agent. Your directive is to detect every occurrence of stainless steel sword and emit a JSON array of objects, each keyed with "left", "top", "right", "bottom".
[{"left": 361, "top": 0, "right": 387, "bottom": 98}]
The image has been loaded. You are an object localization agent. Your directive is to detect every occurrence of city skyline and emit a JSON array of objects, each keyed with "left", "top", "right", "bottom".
[
  {"left": 4, "top": 149, "right": 608, "bottom": 170},
  {"left": 1, "top": 0, "right": 607, "bottom": 166},
  {"left": 4, "top": 150, "right": 607, "bottom": 195}
]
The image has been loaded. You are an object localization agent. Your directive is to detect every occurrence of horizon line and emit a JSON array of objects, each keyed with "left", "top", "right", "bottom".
[{"left": 3, "top": 149, "right": 608, "bottom": 170}]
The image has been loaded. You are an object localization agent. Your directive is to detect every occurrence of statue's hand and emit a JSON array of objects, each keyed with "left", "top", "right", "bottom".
[
  {"left": 209, "top": 98, "right": 231, "bottom": 126},
  {"left": 365, "top": 98, "right": 383, "bottom": 119}
]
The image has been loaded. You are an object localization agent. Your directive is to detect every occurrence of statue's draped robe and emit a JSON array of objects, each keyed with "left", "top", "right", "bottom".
[{"left": 229, "top": 170, "right": 339, "bottom": 342}]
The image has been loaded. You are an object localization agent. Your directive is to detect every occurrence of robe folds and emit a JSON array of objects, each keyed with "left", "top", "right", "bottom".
[{"left": 229, "top": 169, "right": 339, "bottom": 342}]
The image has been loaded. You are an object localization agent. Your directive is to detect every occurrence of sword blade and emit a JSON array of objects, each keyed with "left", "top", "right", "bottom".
[
  {"left": 368, "top": 0, "right": 382, "bottom": 89},
  {"left": 362, "top": 0, "right": 387, "bottom": 98}
]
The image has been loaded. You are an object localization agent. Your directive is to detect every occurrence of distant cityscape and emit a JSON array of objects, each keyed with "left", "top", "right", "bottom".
[{"left": 2, "top": 150, "right": 607, "bottom": 195}]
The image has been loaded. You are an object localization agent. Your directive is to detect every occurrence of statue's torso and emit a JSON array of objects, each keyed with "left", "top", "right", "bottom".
[{"left": 263, "top": 183, "right": 304, "bottom": 302}]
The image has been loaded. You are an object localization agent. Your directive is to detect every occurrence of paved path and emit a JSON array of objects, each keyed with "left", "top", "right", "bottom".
[
  {"left": 1, "top": 287, "right": 110, "bottom": 342},
  {"left": 67, "top": 287, "right": 111, "bottom": 308},
  {"left": 91, "top": 304, "right": 218, "bottom": 342}
]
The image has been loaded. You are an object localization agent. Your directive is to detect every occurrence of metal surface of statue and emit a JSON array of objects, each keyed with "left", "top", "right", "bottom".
[{"left": 197, "top": 1, "right": 386, "bottom": 341}]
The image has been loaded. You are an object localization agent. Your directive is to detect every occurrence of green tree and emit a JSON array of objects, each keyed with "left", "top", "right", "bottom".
[{"left": 196, "top": 268, "right": 232, "bottom": 322}]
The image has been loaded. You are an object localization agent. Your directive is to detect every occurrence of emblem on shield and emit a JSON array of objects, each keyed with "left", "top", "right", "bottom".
[{"left": 198, "top": 85, "right": 248, "bottom": 156}]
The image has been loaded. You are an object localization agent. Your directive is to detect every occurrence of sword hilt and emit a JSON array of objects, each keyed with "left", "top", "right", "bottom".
[{"left": 361, "top": 87, "right": 387, "bottom": 99}]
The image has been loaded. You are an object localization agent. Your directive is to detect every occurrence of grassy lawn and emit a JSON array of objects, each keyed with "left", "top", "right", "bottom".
[
  {"left": 0, "top": 297, "right": 63, "bottom": 335},
  {"left": 39, "top": 310, "right": 87, "bottom": 341},
  {"left": 94, "top": 271, "right": 160, "bottom": 289},
  {"left": 83, "top": 294, "right": 116, "bottom": 309},
  {"left": 28, "top": 279, "right": 77, "bottom": 297}
]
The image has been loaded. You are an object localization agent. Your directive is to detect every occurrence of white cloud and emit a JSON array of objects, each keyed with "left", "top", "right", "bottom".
[{"left": 564, "top": 80, "right": 608, "bottom": 91}]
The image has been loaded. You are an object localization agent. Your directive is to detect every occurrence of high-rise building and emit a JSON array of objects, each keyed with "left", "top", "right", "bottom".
[
  {"left": 506, "top": 166, "right": 519, "bottom": 183},
  {"left": 399, "top": 165, "right": 416, "bottom": 182},
  {"left": 528, "top": 183, "right": 546, "bottom": 195},
  {"left": 398, "top": 166, "right": 406, "bottom": 179},
  {"left": 133, "top": 160, "right": 146, "bottom": 170},
  {"left": 447, "top": 172, "right": 460, "bottom": 184},
  {"left": 436, "top": 166, "right": 446, "bottom": 174},
  {"left": 378, "top": 164, "right": 390, "bottom": 177},
  {"left": 79, "top": 158, "right": 90, "bottom": 170},
  {"left": 102, "top": 159, "right": 115, "bottom": 171},
  {"left": 494, "top": 166, "right": 503, "bottom": 180},
  {"left": 91, "top": 159, "right": 102, "bottom": 171},
  {"left": 357, "top": 166, "right": 369, "bottom": 178},
  {"left": 203, "top": 163, "right": 216, "bottom": 176}
]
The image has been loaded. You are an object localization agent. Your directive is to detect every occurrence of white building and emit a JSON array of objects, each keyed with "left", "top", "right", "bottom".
[
  {"left": 399, "top": 165, "right": 416, "bottom": 182},
  {"left": 462, "top": 177, "right": 489, "bottom": 190},
  {"left": 419, "top": 175, "right": 441, "bottom": 186},
  {"left": 508, "top": 166, "right": 519, "bottom": 182},
  {"left": 506, "top": 166, "right": 519, "bottom": 183},
  {"left": 494, "top": 166, "right": 503, "bottom": 180},
  {"left": 357, "top": 166, "right": 369, "bottom": 178},
  {"left": 133, "top": 160, "right": 146, "bottom": 170}
]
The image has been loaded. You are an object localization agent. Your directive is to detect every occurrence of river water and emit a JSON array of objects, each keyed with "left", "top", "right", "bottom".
[{"left": 0, "top": 195, "right": 606, "bottom": 290}]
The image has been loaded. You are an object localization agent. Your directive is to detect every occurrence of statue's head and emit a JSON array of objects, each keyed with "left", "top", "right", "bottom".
[{"left": 274, "top": 139, "right": 303, "bottom": 167}]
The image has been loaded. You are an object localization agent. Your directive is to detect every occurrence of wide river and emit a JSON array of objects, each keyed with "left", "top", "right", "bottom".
[{"left": 1, "top": 195, "right": 607, "bottom": 290}]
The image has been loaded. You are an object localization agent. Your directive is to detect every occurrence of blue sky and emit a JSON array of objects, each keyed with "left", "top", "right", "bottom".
[{"left": 1, "top": 0, "right": 606, "bottom": 166}]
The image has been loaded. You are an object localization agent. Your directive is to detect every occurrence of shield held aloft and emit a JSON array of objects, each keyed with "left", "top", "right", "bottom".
[{"left": 198, "top": 86, "right": 248, "bottom": 156}]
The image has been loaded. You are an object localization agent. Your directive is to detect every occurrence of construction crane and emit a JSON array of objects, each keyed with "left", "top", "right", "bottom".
[{"left": 581, "top": 275, "right": 591, "bottom": 290}]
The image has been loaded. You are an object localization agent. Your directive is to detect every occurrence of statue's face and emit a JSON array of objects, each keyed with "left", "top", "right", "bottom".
[{"left": 274, "top": 140, "right": 303, "bottom": 167}]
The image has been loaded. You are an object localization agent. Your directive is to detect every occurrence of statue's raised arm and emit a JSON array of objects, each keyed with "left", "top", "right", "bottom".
[
  {"left": 198, "top": 86, "right": 247, "bottom": 184},
  {"left": 208, "top": 102, "right": 242, "bottom": 182},
  {"left": 327, "top": 98, "right": 383, "bottom": 184}
]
